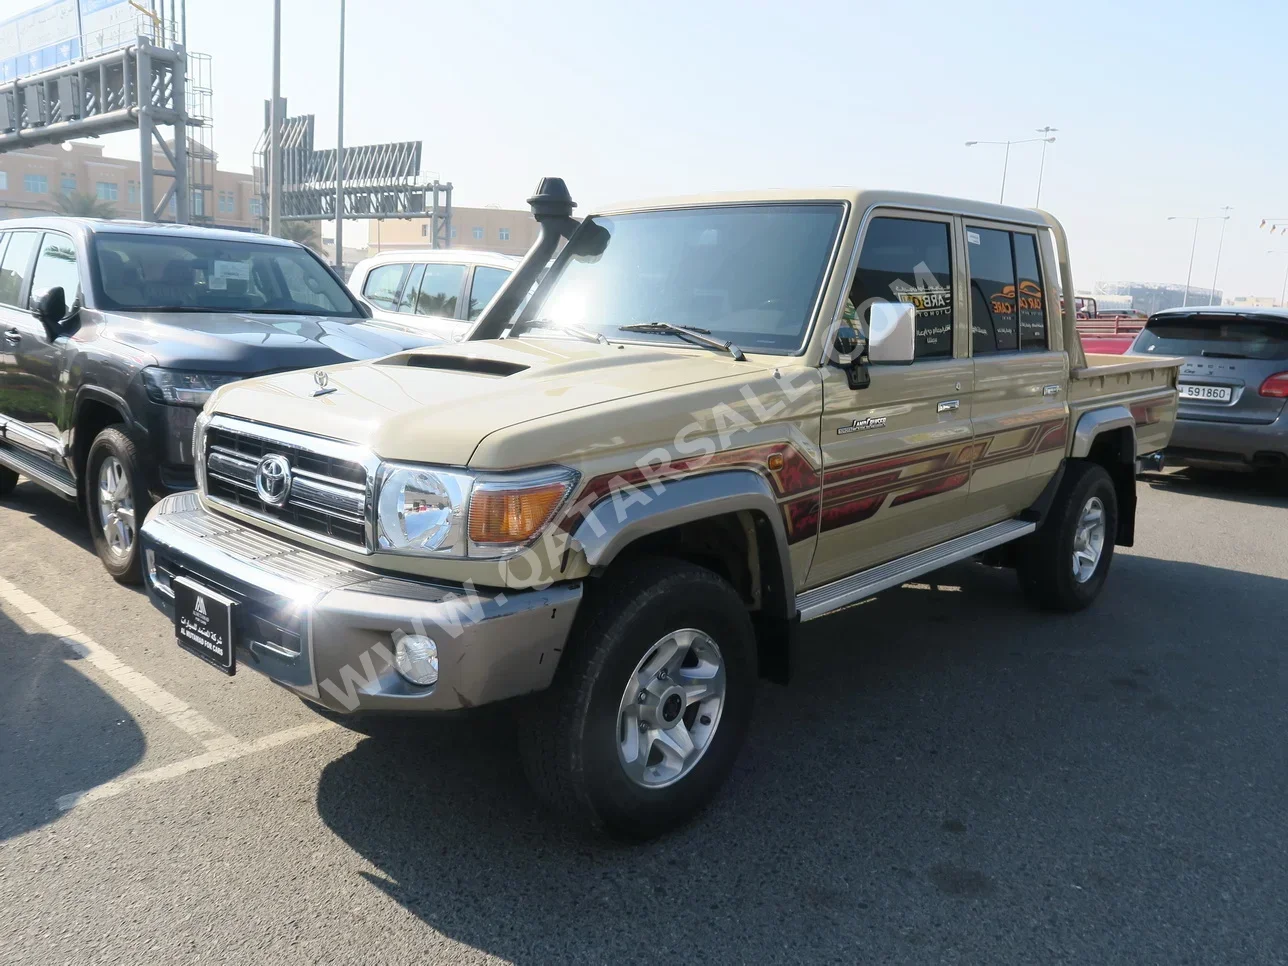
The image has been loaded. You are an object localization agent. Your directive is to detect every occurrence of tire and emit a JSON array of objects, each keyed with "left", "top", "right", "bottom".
[
  {"left": 85, "top": 427, "right": 149, "bottom": 585},
  {"left": 0, "top": 465, "right": 17, "bottom": 497},
  {"left": 518, "top": 556, "right": 757, "bottom": 839},
  {"left": 1018, "top": 461, "right": 1117, "bottom": 612}
]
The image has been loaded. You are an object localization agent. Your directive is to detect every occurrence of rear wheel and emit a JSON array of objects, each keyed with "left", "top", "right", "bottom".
[
  {"left": 85, "top": 427, "right": 149, "bottom": 585},
  {"left": 0, "top": 465, "right": 17, "bottom": 497},
  {"left": 1018, "top": 461, "right": 1117, "bottom": 612},
  {"left": 518, "top": 557, "right": 756, "bottom": 838}
]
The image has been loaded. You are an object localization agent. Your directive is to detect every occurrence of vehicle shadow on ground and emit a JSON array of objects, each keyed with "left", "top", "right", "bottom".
[
  {"left": 0, "top": 608, "right": 145, "bottom": 841},
  {"left": 5, "top": 479, "right": 96, "bottom": 554},
  {"left": 315, "top": 554, "right": 1288, "bottom": 964},
  {"left": 1142, "top": 467, "right": 1288, "bottom": 509}
]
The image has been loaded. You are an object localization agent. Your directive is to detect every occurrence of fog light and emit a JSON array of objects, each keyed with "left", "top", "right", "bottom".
[{"left": 394, "top": 633, "right": 439, "bottom": 686}]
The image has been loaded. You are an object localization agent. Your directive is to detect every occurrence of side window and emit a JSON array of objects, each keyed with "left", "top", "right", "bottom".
[
  {"left": 849, "top": 217, "right": 953, "bottom": 359},
  {"left": 29, "top": 233, "right": 81, "bottom": 308},
  {"left": 1013, "top": 233, "right": 1048, "bottom": 350},
  {"left": 395, "top": 263, "right": 426, "bottom": 313},
  {"left": 362, "top": 263, "right": 408, "bottom": 311},
  {"left": 414, "top": 263, "right": 466, "bottom": 317},
  {"left": 967, "top": 228, "right": 1018, "bottom": 355},
  {"left": 0, "top": 231, "right": 40, "bottom": 307},
  {"left": 467, "top": 266, "right": 510, "bottom": 321}
]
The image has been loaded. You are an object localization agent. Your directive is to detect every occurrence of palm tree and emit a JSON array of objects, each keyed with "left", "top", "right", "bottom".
[
  {"left": 54, "top": 191, "right": 116, "bottom": 219},
  {"left": 278, "top": 220, "right": 321, "bottom": 253}
]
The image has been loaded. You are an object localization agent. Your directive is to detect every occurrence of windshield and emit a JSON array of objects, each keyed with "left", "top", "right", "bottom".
[
  {"left": 1133, "top": 314, "right": 1288, "bottom": 360},
  {"left": 91, "top": 232, "right": 363, "bottom": 318},
  {"left": 521, "top": 203, "right": 845, "bottom": 354}
]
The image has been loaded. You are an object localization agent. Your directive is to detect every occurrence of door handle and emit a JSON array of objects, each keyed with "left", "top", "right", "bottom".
[
  {"left": 1043, "top": 384, "right": 1062, "bottom": 396},
  {"left": 3, "top": 329, "right": 20, "bottom": 345},
  {"left": 937, "top": 399, "right": 960, "bottom": 413}
]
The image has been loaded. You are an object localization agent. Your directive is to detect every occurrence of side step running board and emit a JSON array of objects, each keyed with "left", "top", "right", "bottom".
[
  {"left": 0, "top": 445, "right": 77, "bottom": 499},
  {"left": 797, "top": 519, "right": 1036, "bottom": 621}
]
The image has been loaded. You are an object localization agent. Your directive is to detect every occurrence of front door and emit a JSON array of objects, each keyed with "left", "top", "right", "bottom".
[
  {"left": 0, "top": 229, "right": 62, "bottom": 454},
  {"left": 962, "top": 223, "right": 1068, "bottom": 522},
  {"left": 808, "top": 211, "right": 976, "bottom": 586}
]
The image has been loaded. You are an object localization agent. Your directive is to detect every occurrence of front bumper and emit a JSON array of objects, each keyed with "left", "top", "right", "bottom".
[
  {"left": 140, "top": 491, "right": 582, "bottom": 714},
  {"left": 1166, "top": 410, "right": 1288, "bottom": 469}
]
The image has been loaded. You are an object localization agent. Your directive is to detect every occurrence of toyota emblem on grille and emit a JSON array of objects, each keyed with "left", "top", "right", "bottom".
[{"left": 255, "top": 454, "right": 292, "bottom": 507}]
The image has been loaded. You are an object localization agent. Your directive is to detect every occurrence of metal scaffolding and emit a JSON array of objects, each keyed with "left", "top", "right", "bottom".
[
  {"left": 0, "top": 38, "right": 197, "bottom": 223},
  {"left": 254, "top": 111, "right": 453, "bottom": 246}
]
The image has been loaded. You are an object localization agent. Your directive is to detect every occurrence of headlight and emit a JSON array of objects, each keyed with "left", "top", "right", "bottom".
[
  {"left": 142, "top": 368, "right": 242, "bottom": 408},
  {"left": 377, "top": 466, "right": 474, "bottom": 555},
  {"left": 376, "top": 464, "right": 576, "bottom": 558}
]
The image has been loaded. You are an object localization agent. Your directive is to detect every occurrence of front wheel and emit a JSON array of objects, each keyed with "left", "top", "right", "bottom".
[
  {"left": 1018, "top": 461, "right": 1118, "bottom": 611},
  {"left": 518, "top": 557, "right": 757, "bottom": 838},
  {"left": 85, "top": 427, "right": 149, "bottom": 585}
]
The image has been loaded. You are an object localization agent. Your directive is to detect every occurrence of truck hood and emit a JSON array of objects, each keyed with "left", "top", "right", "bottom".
[
  {"left": 210, "top": 338, "right": 770, "bottom": 465},
  {"left": 102, "top": 310, "right": 436, "bottom": 372}
]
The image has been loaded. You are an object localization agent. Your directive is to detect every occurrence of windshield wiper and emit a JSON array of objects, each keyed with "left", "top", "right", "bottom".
[
  {"left": 509, "top": 318, "right": 608, "bottom": 344},
  {"left": 619, "top": 322, "right": 746, "bottom": 361}
]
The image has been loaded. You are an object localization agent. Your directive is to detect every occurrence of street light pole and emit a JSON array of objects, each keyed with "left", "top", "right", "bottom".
[
  {"left": 334, "top": 0, "right": 345, "bottom": 273},
  {"left": 965, "top": 135, "right": 1056, "bottom": 207},
  {"left": 1209, "top": 206, "right": 1233, "bottom": 305},
  {"left": 1034, "top": 126, "right": 1058, "bottom": 206},
  {"left": 268, "top": 0, "right": 282, "bottom": 237},
  {"left": 1168, "top": 214, "right": 1229, "bottom": 307},
  {"left": 1272, "top": 251, "right": 1288, "bottom": 307}
]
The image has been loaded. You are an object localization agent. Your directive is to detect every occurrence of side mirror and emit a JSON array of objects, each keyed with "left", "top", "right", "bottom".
[
  {"left": 31, "top": 286, "right": 68, "bottom": 338},
  {"left": 868, "top": 301, "right": 916, "bottom": 364}
]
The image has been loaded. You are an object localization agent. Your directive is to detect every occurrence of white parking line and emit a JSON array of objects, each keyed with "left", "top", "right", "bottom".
[
  {"left": 0, "top": 576, "right": 337, "bottom": 811},
  {"left": 55, "top": 721, "right": 337, "bottom": 811},
  {"left": 0, "top": 576, "right": 235, "bottom": 750}
]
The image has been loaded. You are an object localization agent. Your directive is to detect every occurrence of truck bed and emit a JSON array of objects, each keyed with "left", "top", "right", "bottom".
[{"left": 1070, "top": 353, "right": 1181, "bottom": 456}]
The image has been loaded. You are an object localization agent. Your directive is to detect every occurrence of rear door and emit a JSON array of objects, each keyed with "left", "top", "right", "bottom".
[
  {"left": 807, "top": 210, "right": 976, "bottom": 586},
  {"left": 1133, "top": 312, "right": 1288, "bottom": 426},
  {"left": 962, "top": 222, "right": 1068, "bottom": 522}
]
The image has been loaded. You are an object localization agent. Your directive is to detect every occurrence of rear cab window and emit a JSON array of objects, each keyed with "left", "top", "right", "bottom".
[
  {"left": 966, "top": 226, "right": 1049, "bottom": 355},
  {"left": 1134, "top": 314, "right": 1288, "bottom": 360},
  {"left": 849, "top": 215, "right": 954, "bottom": 359}
]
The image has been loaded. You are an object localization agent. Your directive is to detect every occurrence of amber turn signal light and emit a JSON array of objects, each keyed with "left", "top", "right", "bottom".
[{"left": 468, "top": 480, "right": 571, "bottom": 545}]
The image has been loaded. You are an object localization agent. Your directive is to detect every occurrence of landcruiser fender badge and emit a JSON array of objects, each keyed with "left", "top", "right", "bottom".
[
  {"left": 838, "top": 416, "right": 888, "bottom": 435},
  {"left": 312, "top": 369, "right": 336, "bottom": 397}
]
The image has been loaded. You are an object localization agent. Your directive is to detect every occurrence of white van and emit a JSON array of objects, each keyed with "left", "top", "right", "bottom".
[{"left": 348, "top": 249, "right": 520, "bottom": 343}]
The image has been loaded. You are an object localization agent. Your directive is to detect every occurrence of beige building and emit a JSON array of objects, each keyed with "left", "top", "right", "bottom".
[
  {"left": 368, "top": 205, "right": 538, "bottom": 257},
  {"left": 0, "top": 140, "right": 263, "bottom": 229},
  {"left": 1230, "top": 295, "right": 1281, "bottom": 308}
]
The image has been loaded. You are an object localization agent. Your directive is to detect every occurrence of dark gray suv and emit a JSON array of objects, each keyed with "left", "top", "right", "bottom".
[
  {"left": 1131, "top": 306, "right": 1288, "bottom": 474},
  {"left": 0, "top": 217, "right": 434, "bottom": 581}
]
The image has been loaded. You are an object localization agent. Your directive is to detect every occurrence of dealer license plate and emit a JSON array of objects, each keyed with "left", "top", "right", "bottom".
[
  {"left": 1178, "top": 383, "right": 1232, "bottom": 403},
  {"left": 173, "top": 576, "right": 237, "bottom": 675}
]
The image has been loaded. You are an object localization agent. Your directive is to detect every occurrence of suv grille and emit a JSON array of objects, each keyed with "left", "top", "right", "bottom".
[{"left": 204, "top": 424, "right": 370, "bottom": 550}]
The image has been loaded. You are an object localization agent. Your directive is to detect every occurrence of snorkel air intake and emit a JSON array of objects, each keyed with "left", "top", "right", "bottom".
[{"left": 466, "top": 177, "right": 579, "bottom": 342}]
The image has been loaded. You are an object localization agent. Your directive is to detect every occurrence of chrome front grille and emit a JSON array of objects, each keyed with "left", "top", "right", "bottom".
[{"left": 202, "top": 417, "right": 374, "bottom": 552}]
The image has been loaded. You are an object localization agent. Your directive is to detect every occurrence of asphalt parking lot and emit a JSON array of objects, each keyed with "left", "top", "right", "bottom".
[{"left": 1, "top": 470, "right": 1286, "bottom": 965}]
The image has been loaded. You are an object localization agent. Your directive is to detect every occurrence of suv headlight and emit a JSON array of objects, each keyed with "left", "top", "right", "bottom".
[
  {"left": 143, "top": 368, "right": 242, "bottom": 408},
  {"left": 376, "top": 464, "right": 577, "bottom": 559}
]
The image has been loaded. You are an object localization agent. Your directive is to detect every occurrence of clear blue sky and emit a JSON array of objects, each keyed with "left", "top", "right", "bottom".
[{"left": 97, "top": 0, "right": 1288, "bottom": 300}]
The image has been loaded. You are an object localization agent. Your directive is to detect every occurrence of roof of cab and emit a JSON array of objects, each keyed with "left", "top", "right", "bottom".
[
  {"left": 590, "top": 187, "right": 1055, "bottom": 229},
  {"left": 0, "top": 215, "right": 298, "bottom": 247}
]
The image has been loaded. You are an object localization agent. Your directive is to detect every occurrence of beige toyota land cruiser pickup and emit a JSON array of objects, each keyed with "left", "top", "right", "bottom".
[{"left": 140, "top": 179, "right": 1179, "bottom": 837}]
